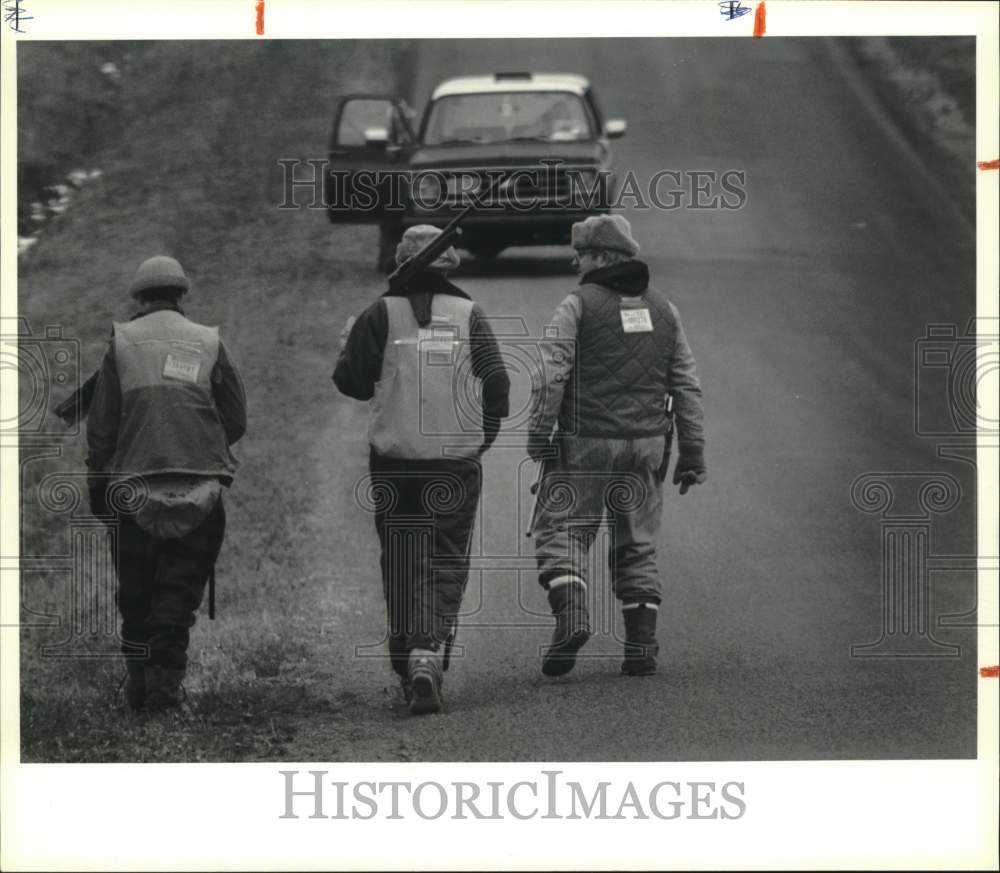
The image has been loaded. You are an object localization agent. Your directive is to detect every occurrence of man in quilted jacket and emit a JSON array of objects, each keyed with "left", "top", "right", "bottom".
[{"left": 527, "top": 214, "right": 706, "bottom": 678}]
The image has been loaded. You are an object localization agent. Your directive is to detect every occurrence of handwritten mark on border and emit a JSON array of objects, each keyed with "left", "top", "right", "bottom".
[
  {"left": 255, "top": 0, "right": 264, "bottom": 35},
  {"left": 719, "top": 1, "right": 752, "bottom": 21},
  {"left": 753, "top": 1, "right": 767, "bottom": 38},
  {"left": 977, "top": 159, "right": 1000, "bottom": 171},
  {"left": 3, "top": 0, "right": 32, "bottom": 33}
]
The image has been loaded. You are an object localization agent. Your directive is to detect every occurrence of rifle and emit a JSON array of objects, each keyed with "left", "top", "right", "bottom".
[
  {"left": 54, "top": 368, "right": 100, "bottom": 428},
  {"left": 656, "top": 393, "right": 675, "bottom": 481},
  {"left": 387, "top": 175, "right": 509, "bottom": 293},
  {"left": 525, "top": 459, "right": 547, "bottom": 538}
]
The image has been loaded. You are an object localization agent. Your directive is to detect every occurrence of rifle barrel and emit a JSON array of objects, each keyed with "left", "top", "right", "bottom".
[{"left": 387, "top": 176, "right": 507, "bottom": 291}]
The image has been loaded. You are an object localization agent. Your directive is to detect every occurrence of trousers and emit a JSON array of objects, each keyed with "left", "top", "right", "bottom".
[
  {"left": 369, "top": 448, "right": 481, "bottom": 678},
  {"left": 112, "top": 497, "right": 226, "bottom": 670},
  {"left": 532, "top": 435, "right": 666, "bottom": 604}
]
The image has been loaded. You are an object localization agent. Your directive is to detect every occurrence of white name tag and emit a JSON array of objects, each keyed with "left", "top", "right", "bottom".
[
  {"left": 418, "top": 326, "right": 460, "bottom": 365},
  {"left": 163, "top": 352, "right": 201, "bottom": 383},
  {"left": 620, "top": 308, "right": 654, "bottom": 333}
]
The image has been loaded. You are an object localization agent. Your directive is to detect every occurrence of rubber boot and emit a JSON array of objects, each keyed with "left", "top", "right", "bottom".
[
  {"left": 124, "top": 658, "right": 147, "bottom": 712},
  {"left": 621, "top": 604, "right": 659, "bottom": 676},
  {"left": 541, "top": 581, "right": 591, "bottom": 677},
  {"left": 407, "top": 648, "right": 444, "bottom": 715},
  {"left": 143, "top": 665, "right": 189, "bottom": 715}
]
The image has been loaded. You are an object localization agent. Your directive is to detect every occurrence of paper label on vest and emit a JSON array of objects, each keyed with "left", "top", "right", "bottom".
[
  {"left": 620, "top": 308, "right": 654, "bottom": 333},
  {"left": 418, "top": 326, "right": 459, "bottom": 365},
  {"left": 162, "top": 352, "right": 201, "bottom": 384}
]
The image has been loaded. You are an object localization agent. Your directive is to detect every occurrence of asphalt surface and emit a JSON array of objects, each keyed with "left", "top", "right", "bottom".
[{"left": 290, "top": 39, "right": 978, "bottom": 761}]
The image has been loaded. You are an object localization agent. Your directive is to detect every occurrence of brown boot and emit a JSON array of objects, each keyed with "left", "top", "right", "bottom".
[{"left": 541, "top": 580, "right": 591, "bottom": 677}]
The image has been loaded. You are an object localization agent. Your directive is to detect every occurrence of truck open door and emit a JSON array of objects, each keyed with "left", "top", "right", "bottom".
[{"left": 326, "top": 94, "right": 415, "bottom": 225}]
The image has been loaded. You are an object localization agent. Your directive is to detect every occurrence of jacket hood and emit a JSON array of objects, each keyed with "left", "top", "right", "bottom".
[
  {"left": 580, "top": 259, "right": 650, "bottom": 295},
  {"left": 131, "top": 299, "right": 184, "bottom": 320},
  {"left": 383, "top": 270, "right": 471, "bottom": 327}
]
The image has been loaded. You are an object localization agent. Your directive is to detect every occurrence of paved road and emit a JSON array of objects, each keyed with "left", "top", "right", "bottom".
[{"left": 295, "top": 38, "right": 978, "bottom": 761}]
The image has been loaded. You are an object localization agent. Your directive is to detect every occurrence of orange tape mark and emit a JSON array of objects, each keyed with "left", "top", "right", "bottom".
[
  {"left": 980, "top": 665, "right": 1000, "bottom": 678},
  {"left": 255, "top": 0, "right": 265, "bottom": 35},
  {"left": 977, "top": 159, "right": 1000, "bottom": 170},
  {"left": 753, "top": 1, "right": 766, "bottom": 38}
]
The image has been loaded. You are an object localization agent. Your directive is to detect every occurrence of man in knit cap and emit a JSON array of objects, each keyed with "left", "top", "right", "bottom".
[
  {"left": 334, "top": 225, "right": 510, "bottom": 715},
  {"left": 87, "top": 255, "right": 247, "bottom": 715},
  {"left": 527, "top": 214, "right": 706, "bottom": 677}
]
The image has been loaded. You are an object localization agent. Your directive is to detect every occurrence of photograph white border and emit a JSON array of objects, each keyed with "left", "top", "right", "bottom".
[{"left": 2, "top": 2, "right": 997, "bottom": 870}]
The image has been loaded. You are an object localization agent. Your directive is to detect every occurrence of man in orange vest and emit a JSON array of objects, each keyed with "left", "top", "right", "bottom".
[
  {"left": 334, "top": 226, "right": 510, "bottom": 715},
  {"left": 87, "top": 256, "right": 247, "bottom": 715}
]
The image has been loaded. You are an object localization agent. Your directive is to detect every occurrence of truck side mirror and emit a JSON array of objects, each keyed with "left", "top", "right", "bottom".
[
  {"left": 364, "top": 126, "right": 390, "bottom": 148},
  {"left": 604, "top": 119, "right": 627, "bottom": 139}
]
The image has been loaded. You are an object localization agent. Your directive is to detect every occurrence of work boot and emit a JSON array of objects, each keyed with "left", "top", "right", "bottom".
[
  {"left": 143, "top": 665, "right": 189, "bottom": 715},
  {"left": 123, "top": 658, "right": 147, "bottom": 712},
  {"left": 541, "top": 581, "right": 591, "bottom": 677},
  {"left": 407, "top": 648, "right": 443, "bottom": 716},
  {"left": 621, "top": 604, "right": 659, "bottom": 676}
]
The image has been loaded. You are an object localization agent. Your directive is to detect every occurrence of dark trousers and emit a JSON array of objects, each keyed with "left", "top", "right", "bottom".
[
  {"left": 369, "top": 449, "right": 481, "bottom": 679},
  {"left": 112, "top": 498, "right": 226, "bottom": 670}
]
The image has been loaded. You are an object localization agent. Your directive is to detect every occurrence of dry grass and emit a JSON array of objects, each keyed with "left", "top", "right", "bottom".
[
  {"left": 847, "top": 37, "right": 975, "bottom": 215},
  {"left": 17, "top": 40, "right": 414, "bottom": 761}
]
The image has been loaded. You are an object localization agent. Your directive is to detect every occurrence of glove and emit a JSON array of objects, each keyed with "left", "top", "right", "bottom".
[
  {"left": 527, "top": 431, "right": 553, "bottom": 462},
  {"left": 672, "top": 452, "right": 707, "bottom": 495}
]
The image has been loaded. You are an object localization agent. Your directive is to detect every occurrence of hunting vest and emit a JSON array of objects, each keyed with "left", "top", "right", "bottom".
[
  {"left": 369, "top": 295, "right": 484, "bottom": 459},
  {"left": 559, "top": 283, "right": 676, "bottom": 438},
  {"left": 109, "top": 310, "right": 238, "bottom": 480}
]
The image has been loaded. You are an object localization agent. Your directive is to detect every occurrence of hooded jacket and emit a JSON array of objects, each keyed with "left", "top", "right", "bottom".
[
  {"left": 333, "top": 271, "right": 511, "bottom": 454},
  {"left": 529, "top": 259, "right": 705, "bottom": 455}
]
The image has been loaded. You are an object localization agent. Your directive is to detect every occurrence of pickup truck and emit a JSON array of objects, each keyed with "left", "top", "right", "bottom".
[{"left": 325, "top": 71, "right": 627, "bottom": 271}]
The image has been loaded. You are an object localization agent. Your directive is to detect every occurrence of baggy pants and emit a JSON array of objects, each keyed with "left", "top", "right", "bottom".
[
  {"left": 369, "top": 448, "right": 481, "bottom": 679},
  {"left": 112, "top": 498, "right": 226, "bottom": 671},
  {"left": 533, "top": 436, "right": 666, "bottom": 604}
]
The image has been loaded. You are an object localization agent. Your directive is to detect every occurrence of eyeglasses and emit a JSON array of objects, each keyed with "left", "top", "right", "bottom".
[{"left": 572, "top": 248, "right": 600, "bottom": 267}]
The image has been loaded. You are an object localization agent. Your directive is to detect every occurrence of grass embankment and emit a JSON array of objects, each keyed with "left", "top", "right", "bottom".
[
  {"left": 18, "top": 41, "right": 414, "bottom": 761},
  {"left": 848, "top": 37, "right": 975, "bottom": 220}
]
